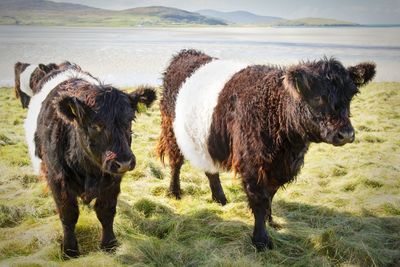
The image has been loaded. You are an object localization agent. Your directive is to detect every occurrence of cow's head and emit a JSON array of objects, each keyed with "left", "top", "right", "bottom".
[
  {"left": 284, "top": 58, "right": 375, "bottom": 146},
  {"left": 30, "top": 63, "right": 59, "bottom": 92},
  {"left": 14, "top": 62, "right": 31, "bottom": 108},
  {"left": 14, "top": 62, "right": 59, "bottom": 108},
  {"left": 55, "top": 85, "right": 156, "bottom": 175}
]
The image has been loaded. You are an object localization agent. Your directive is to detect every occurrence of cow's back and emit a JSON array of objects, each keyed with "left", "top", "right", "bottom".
[{"left": 161, "top": 49, "right": 213, "bottom": 119}]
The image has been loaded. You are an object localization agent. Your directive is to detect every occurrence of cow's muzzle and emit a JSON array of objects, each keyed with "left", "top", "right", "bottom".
[
  {"left": 332, "top": 124, "right": 355, "bottom": 146},
  {"left": 104, "top": 153, "right": 136, "bottom": 175}
]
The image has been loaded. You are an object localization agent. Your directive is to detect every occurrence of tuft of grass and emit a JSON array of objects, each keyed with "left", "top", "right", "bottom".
[
  {"left": 0, "top": 133, "right": 14, "bottom": 146},
  {"left": 362, "top": 179, "right": 384, "bottom": 188},
  {"left": 343, "top": 182, "right": 357, "bottom": 192},
  {"left": 380, "top": 203, "right": 400, "bottom": 216},
  {"left": 363, "top": 134, "right": 386, "bottom": 143},
  {"left": 0, "top": 204, "right": 26, "bottom": 227},
  {"left": 0, "top": 83, "right": 399, "bottom": 266},
  {"left": 133, "top": 198, "right": 172, "bottom": 218},
  {"left": 147, "top": 162, "right": 164, "bottom": 180},
  {"left": 331, "top": 166, "right": 348, "bottom": 177},
  {"left": 150, "top": 185, "right": 168, "bottom": 197}
]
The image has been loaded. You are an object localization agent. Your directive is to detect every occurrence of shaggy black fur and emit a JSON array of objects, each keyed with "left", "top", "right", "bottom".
[{"left": 33, "top": 71, "right": 156, "bottom": 257}]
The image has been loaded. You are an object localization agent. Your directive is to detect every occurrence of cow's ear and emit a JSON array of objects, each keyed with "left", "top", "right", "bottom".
[
  {"left": 284, "top": 65, "right": 314, "bottom": 100},
  {"left": 347, "top": 62, "right": 376, "bottom": 87},
  {"left": 55, "top": 94, "right": 87, "bottom": 124},
  {"left": 45, "top": 63, "right": 58, "bottom": 72},
  {"left": 129, "top": 86, "right": 157, "bottom": 112},
  {"left": 47, "top": 63, "right": 58, "bottom": 69},
  {"left": 38, "top": 64, "right": 49, "bottom": 73}
]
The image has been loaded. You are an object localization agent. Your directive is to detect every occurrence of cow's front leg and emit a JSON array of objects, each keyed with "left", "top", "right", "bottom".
[
  {"left": 244, "top": 179, "right": 273, "bottom": 251},
  {"left": 94, "top": 184, "right": 120, "bottom": 252},
  {"left": 50, "top": 180, "right": 80, "bottom": 258}
]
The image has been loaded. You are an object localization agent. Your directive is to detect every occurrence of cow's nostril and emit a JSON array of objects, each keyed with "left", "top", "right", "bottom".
[
  {"left": 336, "top": 129, "right": 355, "bottom": 143},
  {"left": 337, "top": 131, "right": 345, "bottom": 140},
  {"left": 114, "top": 161, "right": 121, "bottom": 169},
  {"left": 114, "top": 160, "right": 134, "bottom": 173}
]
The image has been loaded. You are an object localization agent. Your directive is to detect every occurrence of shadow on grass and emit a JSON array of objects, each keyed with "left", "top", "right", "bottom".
[
  {"left": 109, "top": 198, "right": 400, "bottom": 266},
  {"left": 274, "top": 200, "right": 400, "bottom": 267}
]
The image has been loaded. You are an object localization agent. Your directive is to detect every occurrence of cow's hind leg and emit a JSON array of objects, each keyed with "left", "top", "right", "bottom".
[
  {"left": 267, "top": 189, "right": 281, "bottom": 229},
  {"left": 169, "top": 153, "right": 183, "bottom": 199},
  {"left": 244, "top": 178, "right": 273, "bottom": 251},
  {"left": 205, "top": 172, "right": 227, "bottom": 205},
  {"left": 94, "top": 184, "right": 120, "bottom": 252},
  {"left": 50, "top": 179, "right": 80, "bottom": 258},
  {"left": 158, "top": 114, "right": 184, "bottom": 199}
]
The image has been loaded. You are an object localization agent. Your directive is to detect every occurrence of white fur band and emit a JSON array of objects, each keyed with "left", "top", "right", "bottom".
[
  {"left": 24, "top": 69, "right": 100, "bottom": 174},
  {"left": 19, "top": 64, "right": 38, "bottom": 96},
  {"left": 173, "top": 60, "right": 247, "bottom": 173}
]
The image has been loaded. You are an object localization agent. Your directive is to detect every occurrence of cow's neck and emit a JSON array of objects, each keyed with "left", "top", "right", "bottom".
[{"left": 266, "top": 87, "right": 310, "bottom": 184}]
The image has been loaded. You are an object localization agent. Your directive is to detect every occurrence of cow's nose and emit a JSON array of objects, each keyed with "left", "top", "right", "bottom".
[
  {"left": 336, "top": 127, "right": 355, "bottom": 144},
  {"left": 114, "top": 157, "right": 136, "bottom": 173}
]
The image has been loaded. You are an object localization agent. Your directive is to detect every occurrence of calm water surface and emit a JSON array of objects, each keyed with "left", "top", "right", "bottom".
[{"left": 0, "top": 26, "right": 399, "bottom": 86}]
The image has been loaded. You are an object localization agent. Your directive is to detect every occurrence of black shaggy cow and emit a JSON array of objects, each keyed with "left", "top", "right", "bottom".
[
  {"left": 25, "top": 65, "right": 156, "bottom": 257},
  {"left": 157, "top": 49, "right": 375, "bottom": 251}
]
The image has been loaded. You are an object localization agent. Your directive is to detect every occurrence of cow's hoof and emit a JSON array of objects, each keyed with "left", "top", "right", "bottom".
[
  {"left": 253, "top": 240, "right": 274, "bottom": 252},
  {"left": 62, "top": 239, "right": 79, "bottom": 259},
  {"left": 63, "top": 247, "right": 80, "bottom": 259},
  {"left": 212, "top": 194, "right": 228, "bottom": 206},
  {"left": 168, "top": 189, "right": 181, "bottom": 200},
  {"left": 64, "top": 249, "right": 80, "bottom": 258},
  {"left": 252, "top": 234, "right": 273, "bottom": 252},
  {"left": 101, "top": 239, "right": 119, "bottom": 253}
]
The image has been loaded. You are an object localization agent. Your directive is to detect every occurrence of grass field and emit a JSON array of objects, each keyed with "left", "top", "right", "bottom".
[{"left": 0, "top": 83, "right": 399, "bottom": 266}]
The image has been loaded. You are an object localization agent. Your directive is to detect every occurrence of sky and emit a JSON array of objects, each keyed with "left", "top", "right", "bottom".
[{"left": 52, "top": 0, "right": 400, "bottom": 24}]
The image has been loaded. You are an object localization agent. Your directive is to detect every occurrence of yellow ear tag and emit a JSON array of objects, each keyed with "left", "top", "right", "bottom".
[
  {"left": 295, "top": 77, "right": 300, "bottom": 92},
  {"left": 69, "top": 104, "right": 77, "bottom": 117}
]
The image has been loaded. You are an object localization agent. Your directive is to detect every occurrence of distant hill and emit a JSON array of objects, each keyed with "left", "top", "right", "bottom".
[
  {"left": 273, "top": 17, "right": 358, "bottom": 27},
  {"left": 0, "top": 0, "right": 101, "bottom": 12},
  {"left": 0, "top": 0, "right": 358, "bottom": 27},
  {"left": 123, "top": 6, "right": 225, "bottom": 25},
  {"left": 197, "top": 9, "right": 282, "bottom": 24},
  {"left": 0, "top": 0, "right": 226, "bottom": 26},
  {"left": 197, "top": 9, "right": 357, "bottom": 27}
]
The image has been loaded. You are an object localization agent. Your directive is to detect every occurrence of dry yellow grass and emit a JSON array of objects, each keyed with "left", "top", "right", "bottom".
[{"left": 0, "top": 83, "right": 399, "bottom": 266}]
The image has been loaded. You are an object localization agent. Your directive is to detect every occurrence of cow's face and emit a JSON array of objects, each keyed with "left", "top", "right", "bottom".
[
  {"left": 55, "top": 86, "right": 156, "bottom": 175},
  {"left": 284, "top": 58, "right": 375, "bottom": 146}
]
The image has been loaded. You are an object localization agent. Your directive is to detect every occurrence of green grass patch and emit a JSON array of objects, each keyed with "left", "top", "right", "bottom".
[{"left": 0, "top": 83, "right": 399, "bottom": 266}]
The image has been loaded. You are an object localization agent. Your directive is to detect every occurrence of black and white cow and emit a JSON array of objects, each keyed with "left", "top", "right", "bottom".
[
  {"left": 25, "top": 64, "right": 156, "bottom": 257},
  {"left": 158, "top": 49, "right": 376, "bottom": 251}
]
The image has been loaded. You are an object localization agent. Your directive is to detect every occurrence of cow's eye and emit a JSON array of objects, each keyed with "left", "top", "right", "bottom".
[
  {"left": 90, "top": 124, "right": 102, "bottom": 132},
  {"left": 312, "top": 96, "right": 325, "bottom": 107}
]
